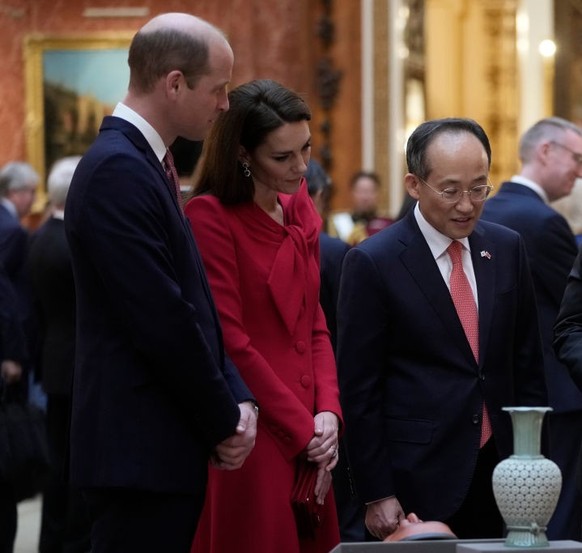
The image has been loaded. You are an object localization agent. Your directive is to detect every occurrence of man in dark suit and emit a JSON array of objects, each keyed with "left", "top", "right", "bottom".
[
  {"left": 28, "top": 156, "right": 91, "bottom": 553},
  {"left": 305, "top": 159, "right": 350, "bottom": 350},
  {"left": 0, "top": 265, "right": 28, "bottom": 553},
  {"left": 64, "top": 13, "right": 257, "bottom": 553},
  {"left": 0, "top": 161, "right": 38, "bottom": 388},
  {"left": 0, "top": 161, "right": 38, "bottom": 553},
  {"left": 305, "top": 159, "right": 365, "bottom": 542},
  {"left": 337, "top": 118, "right": 548, "bottom": 541},
  {"left": 481, "top": 116, "right": 582, "bottom": 540}
]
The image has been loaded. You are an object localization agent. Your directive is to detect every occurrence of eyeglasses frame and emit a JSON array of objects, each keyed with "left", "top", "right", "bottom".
[
  {"left": 414, "top": 175, "right": 494, "bottom": 203},
  {"left": 549, "top": 141, "right": 582, "bottom": 166}
]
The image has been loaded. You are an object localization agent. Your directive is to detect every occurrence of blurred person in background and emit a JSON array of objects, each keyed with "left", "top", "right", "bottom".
[
  {"left": 484, "top": 116, "right": 582, "bottom": 540},
  {"left": 28, "top": 156, "right": 92, "bottom": 553},
  {"left": 0, "top": 160, "right": 38, "bottom": 553},
  {"left": 332, "top": 171, "right": 392, "bottom": 245}
]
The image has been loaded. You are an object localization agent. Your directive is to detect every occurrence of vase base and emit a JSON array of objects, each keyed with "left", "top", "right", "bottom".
[{"left": 505, "top": 530, "right": 549, "bottom": 548}]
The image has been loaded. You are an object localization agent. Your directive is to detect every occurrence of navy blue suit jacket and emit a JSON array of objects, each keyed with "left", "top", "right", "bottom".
[
  {"left": 337, "top": 210, "right": 547, "bottom": 520},
  {"left": 482, "top": 181, "right": 582, "bottom": 412},
  {"left": 65, "top": 116, "right": 253, "bottom": 493},
  {"left": 555, "top": 246, "right": 582, "bottom": 391},
  {"left": 0, "top": 204, "right": 29, "bottom": 365},
  {"left": 319, "top": 232, "right": 350, "bottom": 352},
  {"left": 28, "top": 217, "right": 76, "bottom": 396}
]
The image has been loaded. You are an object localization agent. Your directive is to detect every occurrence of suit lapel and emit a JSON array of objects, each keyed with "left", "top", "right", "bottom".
[
  {"left": 101, "top": 117, "right": 222, "bottom": 332},
  {"left": 103, "top": 116, "right": 182, "bottom": 215},
  {"left": 469, "top": 224, "right": 496, "bottom": 368},
  {"left": 399, "top": 215, "right": 478, "bottom": 366}
]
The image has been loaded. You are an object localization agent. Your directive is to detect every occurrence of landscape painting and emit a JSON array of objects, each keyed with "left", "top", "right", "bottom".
[{"left": 25, "top": 34, "right": 132, "bottom": 187}]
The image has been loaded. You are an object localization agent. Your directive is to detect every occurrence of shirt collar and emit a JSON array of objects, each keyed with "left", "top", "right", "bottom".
[
  {"left": 510, "top": 175, "right": 549, "bottom": 203},
  {"left": 0, "top": 198, "right": 17, "bottom": 219},
  {"left": 112, "top": 102, "right": 167, "bottom": 163},
  {"left": 413, "top": 202, "right": 471, "bottom": 260}
]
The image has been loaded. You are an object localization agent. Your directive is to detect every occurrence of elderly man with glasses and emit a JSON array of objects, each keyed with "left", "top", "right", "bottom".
[
  {"left": 337, "top": 117, "right": 548, "bottom": 541},
  {"left": 482, "top": 116, "right": 582, "bottom": 541}
]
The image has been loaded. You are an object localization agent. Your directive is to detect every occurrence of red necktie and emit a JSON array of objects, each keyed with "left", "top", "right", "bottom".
[
  {"left": 448, "top": 240, "right": 492, "bottom": 447},
  {"left": 162, "top": 149, "right": 181, "bottom": 203}
]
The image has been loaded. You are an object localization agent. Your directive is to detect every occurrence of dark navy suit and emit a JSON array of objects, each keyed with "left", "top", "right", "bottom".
[
  {"left": 0, "top": 203, "right": 31, "bottom": 553},
  {"left": 65, "top": 116, "right": 253, "bottom": 550},
  {"left": 482, "top": 181, "right": 582, "bottom": 539},
  {"left": 337, "top": 210, "right": 547, "bottom": 535},
  {"left": 482, "top": 182, "right": 582, "bottom": 540},
  {"left": 0, "top": 203, "right": 30, "bottom": 367},
  {"left": 28, "top": 216, "right": 91, "bottom": 552},
  {"left": 318, "top": 232, "right": 366, "bottom": 541},
  {"left": 319, "top": 232, "right": 350, "bottom": 352}
]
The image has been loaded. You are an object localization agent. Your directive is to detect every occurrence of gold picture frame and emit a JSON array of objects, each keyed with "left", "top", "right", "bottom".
[{"left": 24, "top": 34, "right": 132, "bottom": 205}]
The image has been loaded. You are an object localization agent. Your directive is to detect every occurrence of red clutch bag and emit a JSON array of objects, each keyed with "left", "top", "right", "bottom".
[{"left": 291, "top": 461, "right": 322, "bottom": 539}]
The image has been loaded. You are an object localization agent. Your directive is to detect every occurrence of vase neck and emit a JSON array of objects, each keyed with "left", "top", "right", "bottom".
[{"left": 510, "top": 409, "right": 545, "bottom": 457}]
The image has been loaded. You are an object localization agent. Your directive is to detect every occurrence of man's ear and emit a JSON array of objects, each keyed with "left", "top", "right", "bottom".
[
  {"left": 405, "top": 173, "right": 421, "bottom": 200},
  {"left": 165, "top": 70, "right": 183, "bottom": 96}
]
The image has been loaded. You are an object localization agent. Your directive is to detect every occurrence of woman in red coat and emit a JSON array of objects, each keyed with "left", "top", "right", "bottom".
[{"left": 184, "top": 80, "right": 343, "bottom": 553}]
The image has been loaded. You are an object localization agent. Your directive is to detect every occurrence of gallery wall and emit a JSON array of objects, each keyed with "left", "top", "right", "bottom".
[{"left": 0, "top": 0, "right": 362, "bottom": 212}]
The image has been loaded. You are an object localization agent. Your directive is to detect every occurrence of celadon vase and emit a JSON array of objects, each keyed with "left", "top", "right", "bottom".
[{"left": 492, "top": 407, "right": 562, "bottom": 548}]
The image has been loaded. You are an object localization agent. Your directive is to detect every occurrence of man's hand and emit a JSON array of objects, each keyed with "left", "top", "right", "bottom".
[
  {"left": 1, "top": 360, "right": 22, "bottom": 384},
  {"left": 365, "top": 496, "right": 405, "bottom": 540},
  {"left": 211, "top": 401, "right": 258, "bottom": 470},
  {"left": 305, "top": 411, "right": 339, "bottom": 470}
]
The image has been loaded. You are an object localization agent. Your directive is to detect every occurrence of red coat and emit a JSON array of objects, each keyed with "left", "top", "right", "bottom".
[{"left": 185, "top": 182, "right": 342, "bottom": 553}]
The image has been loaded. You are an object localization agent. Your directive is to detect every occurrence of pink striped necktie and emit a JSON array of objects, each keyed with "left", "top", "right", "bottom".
[
  {"left": 162, "top": 149, "right": 181, "bottom": 203},
  {"left": 447, "top": 240, "right": 492, "bottom": 447}
]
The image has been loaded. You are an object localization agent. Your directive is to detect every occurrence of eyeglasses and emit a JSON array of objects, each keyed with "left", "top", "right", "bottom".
[
  {"left": 415, "top": 175, "right": 493, "bottom": 203},
  {"left": 549, "top": 141, "right": 582, "bottom": 165}
]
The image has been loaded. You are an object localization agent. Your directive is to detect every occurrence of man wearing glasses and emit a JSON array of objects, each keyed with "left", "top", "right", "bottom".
[
  {"left": 337, "top": 118, "right": 548, "bottom": 541},
  {"left": 482, "top": 117, "right": 582, "bottom": 541}
]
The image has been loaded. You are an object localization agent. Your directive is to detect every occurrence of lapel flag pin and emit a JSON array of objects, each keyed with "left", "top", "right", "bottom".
[{"left": 480, "top": 250, "right": 492, "bottom": 259}]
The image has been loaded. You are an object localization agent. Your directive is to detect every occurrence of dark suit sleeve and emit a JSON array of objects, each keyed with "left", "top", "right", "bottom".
[
  {"left": 511, "top": 235, "right": 549, "bottom": 407},
  {"left": 0, "top": 265, "right": 27, "bottom": 363},
  {"left": 337, "top": 246, "right": 394, "bottom": 503},
  {"left": 222, "top": 353, "right": 254, "bottom": 405},
  {"left": 319, "top": 235, "right": 350, "bottom": 352},
  {"left": 0, "top": 222, "right": 30, "bottom": 365},
  {"left": 554, "top": 246, "right": 582, "bottom": 392},
  {"left": 531, "top": 215, "right": 578, "bottom": 308}
]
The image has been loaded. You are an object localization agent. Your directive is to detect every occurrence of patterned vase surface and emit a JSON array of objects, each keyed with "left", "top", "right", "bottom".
[{"left": 492, "top": 407, "right": 562, "bottom": 548}]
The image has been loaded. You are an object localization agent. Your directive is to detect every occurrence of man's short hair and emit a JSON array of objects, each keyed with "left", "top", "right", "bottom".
[
  {"left": 128, "top": 27, "right": 210, "bottom": 93},
  {"left": 0, "top": 162, "right": 39, "bottom": 197},
  {"left": 47, "top": 156, "right": 82, "bottom": 207}
]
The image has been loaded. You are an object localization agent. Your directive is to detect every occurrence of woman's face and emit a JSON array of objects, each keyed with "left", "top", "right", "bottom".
[{"left": 244, "top": 120, "right": 311, "bottom": 198}]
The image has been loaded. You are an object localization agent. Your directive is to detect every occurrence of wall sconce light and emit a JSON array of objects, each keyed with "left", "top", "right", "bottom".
[
  {"left": 538, "top": 39, "right": 557, "bottom": 58},
  {"left": 539, "top": 39, "right": 556, "bottom": 116}
]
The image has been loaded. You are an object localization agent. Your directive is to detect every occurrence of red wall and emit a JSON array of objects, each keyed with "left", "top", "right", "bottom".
[
  {"left": 0, "top": 0, "right": 361, "bottom": 212},
  {"left": 0, "top": 0, "right": 313, "bottom": 165}
]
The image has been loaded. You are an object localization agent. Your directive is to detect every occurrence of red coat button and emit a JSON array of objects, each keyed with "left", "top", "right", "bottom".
[{"left": 295, "top": 341, "right": 306, "bottom": 353}]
